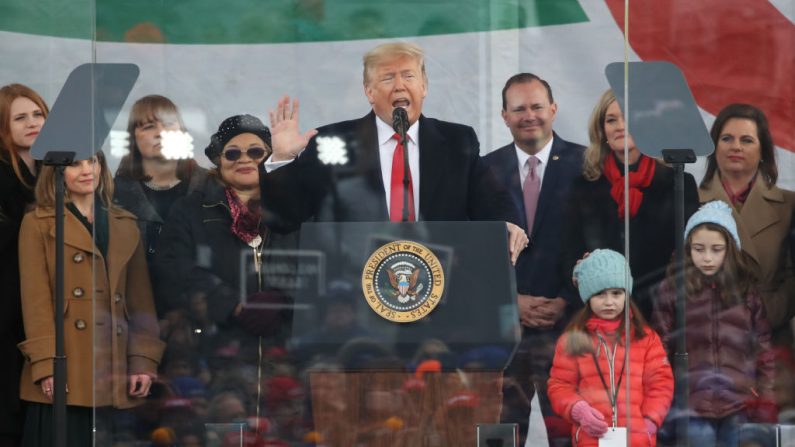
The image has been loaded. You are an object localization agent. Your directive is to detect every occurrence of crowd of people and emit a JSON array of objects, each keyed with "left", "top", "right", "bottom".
[{"left": 0, "top": 41, "right": 793, "bottom": 447}]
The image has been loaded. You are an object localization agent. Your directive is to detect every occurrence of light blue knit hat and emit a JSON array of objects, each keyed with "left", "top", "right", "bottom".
[
  {"left": 573, "top": 249, "right": 633, "bottom": 303},
  {"left": 684, "top": 200, "right": 740, "bottom": 249}
]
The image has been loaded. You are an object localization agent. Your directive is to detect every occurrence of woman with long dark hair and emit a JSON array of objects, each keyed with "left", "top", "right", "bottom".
[
  {"left": 698, "top": 103, "right": 795, "bottom": 341},
  {"left": 114, "top": 95, "right": 207, "bottom": 316}
]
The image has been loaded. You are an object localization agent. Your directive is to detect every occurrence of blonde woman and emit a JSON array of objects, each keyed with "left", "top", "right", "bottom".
[
  {"left": 559, "top": 90, "right": 699, "bottom": 320},
  {"left": 18, "top": 151, "right": 164, "bottom": 446}
]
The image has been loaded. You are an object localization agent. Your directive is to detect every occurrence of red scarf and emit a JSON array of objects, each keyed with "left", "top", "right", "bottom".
[
  {"left": 585, "top": 316, "right": 622, "bottom": 335},
  {"left": 225, "top": 188, "right": 263, "bottom": 245},
  {"left": 603, "top": 154, "right": 656, "bottom": 218}
]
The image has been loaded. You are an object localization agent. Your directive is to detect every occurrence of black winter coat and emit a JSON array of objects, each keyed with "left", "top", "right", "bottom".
[
  {"left": 0, "top": 159, "right": 35, "bottom": 436},
  {"left": 559, "top": 159, "right": 699, "bottom": 319},
  {"left": 653, "top": 279, "right": 775, "bottom": 418},
  {"left": 153, "top": 179, "right": 298, "bottom": 327}
]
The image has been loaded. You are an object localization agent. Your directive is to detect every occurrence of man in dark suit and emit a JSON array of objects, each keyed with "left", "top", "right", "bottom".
[
  {"left": 483, "top": 73, "right": 585, "bottom": 446},
  {"left": 260, "top": 42, "right": 527, "bottom": 261}
]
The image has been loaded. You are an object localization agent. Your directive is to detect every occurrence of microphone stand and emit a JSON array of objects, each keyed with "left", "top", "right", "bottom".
[
  {"left": 43, "top": 150, "right": 76, "bottom": 447},
  {"left": 662, "top": 148, "right": 696, "bottom": 446},
  {"left": 392, "top": 108, "right": 411, "bottom": 222}
]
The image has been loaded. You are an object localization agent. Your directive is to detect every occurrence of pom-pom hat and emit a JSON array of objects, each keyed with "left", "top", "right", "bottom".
[
  {"left": 684, "top": 200, "right": 740, "bottom": 248},
  {"left": 573, "top": 248, "right": 633, "bottom": 302}
]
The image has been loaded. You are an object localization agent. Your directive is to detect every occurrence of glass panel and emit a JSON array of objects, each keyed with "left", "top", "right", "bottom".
[
  {"left": 1, "top": 0, "right": 98, "bottom": 445},
  {"left": 625, "top": 1, "right": 795, "bottom": 446},
  {"left": 15, "top": 0, "right": 794, "bottom": 445}
]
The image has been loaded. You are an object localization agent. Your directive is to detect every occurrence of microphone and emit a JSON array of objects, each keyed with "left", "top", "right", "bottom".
[
  {"left": 391, "top": 107, "right": 411, "bottom": 222},
  {"left": 392, "top": 107, "right": 408, "bottom": 134}
]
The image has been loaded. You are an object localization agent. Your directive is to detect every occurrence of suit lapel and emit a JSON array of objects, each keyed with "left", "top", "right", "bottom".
[
  {"left": 356, "top": 112, "right": 389, "bottom": 219},
  {"left": 106, "top": 208, "right": 139, "bottom": 295},
  {"left": 418, "top": 115, "right": 445, "bottom": 220},
  {"left": 494, "top": 144, "right": 526, "bottom": 229},
  {"left": 44, "top": 207, "right": 95, "bottom": 253},
  {"left": 739, "top": 177, "right": 783, "bottom": 238},
  {"left": 532, "top": 137, "right": 565, "bottom": 235}
]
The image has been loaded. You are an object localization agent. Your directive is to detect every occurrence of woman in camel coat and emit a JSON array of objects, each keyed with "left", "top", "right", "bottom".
[
  {"left": 698, "top": 104, "right": 795, "bottom": 339},
  {"left": 17, "top": 151, "right": 165, "bottom": 446}
]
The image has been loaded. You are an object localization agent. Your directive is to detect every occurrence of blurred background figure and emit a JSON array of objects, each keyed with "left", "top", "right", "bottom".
[{"left": 114, "top": 94, "right": 208, "bottom": 316}]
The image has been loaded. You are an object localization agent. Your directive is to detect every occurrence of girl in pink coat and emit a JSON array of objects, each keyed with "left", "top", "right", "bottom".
[{"left": 548, "top": 249, "right": 674, "bottom": 446}]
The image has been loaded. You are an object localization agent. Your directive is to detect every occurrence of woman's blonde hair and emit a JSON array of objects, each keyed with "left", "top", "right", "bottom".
[
  {"left": 582, "top": 89, "right": 617, "bottom": 181},
  {"left": 35, "top": 151, "right": 115, "bottom": 209},
  {"left": 0, "top": 83, "right": 49, "bottom": 188}
]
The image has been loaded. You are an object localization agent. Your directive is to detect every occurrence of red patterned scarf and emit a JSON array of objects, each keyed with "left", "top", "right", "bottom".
[
  {"left": 225, "top": 188, "right": 263, "bottom": 245},
  {"left": 603, "top": 154, "right": 656, "bottom": 219}
]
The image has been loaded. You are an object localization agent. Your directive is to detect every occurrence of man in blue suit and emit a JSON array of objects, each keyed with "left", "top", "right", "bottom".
[{"left": 483, "top": 73, "right": 585, "bottom": 446}]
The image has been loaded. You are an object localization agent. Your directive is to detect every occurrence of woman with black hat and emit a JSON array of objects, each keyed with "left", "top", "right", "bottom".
[{"left": 153, "top": 115, "right": 297, "bottom": 429}]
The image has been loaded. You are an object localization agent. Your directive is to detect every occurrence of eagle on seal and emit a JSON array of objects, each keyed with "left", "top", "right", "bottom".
[{"left": 387, "top": 265, "right": 421, "bottom": 303}]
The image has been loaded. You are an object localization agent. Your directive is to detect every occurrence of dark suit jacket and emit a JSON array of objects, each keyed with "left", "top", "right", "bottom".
[
  {"left": 482, "top": 134, "right": 584, "bottom": 306},
  {"left": 260, "top": 111, "right": 520, "bottom": 230}
]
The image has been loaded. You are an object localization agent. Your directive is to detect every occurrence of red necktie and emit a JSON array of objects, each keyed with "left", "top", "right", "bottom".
[{"left": 390, "top": 132, "right": 415, "bottom": 221}]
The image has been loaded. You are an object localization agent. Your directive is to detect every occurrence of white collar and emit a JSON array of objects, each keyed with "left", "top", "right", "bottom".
[
  {"left": 514, "top": 135, "right": 554, "bottom": 168},
  {"left": 375, "top": 114, "right": 419, "bottom": 146}
]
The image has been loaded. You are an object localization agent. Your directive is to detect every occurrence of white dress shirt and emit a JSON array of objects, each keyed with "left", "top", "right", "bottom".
[
  {"left": 514, "top": 136, "right": 554, "bottom": 188},
  {"left": 375, "top": 116, "right": 420, "bottom": 218}
]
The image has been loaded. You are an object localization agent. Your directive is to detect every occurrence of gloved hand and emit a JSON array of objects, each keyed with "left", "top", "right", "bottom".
[
  {"left": 571, "top": 400, "right": 608, "bottom": 437},
  {"left": 644, "top": 418, "right": 657, "bottom": 435}
]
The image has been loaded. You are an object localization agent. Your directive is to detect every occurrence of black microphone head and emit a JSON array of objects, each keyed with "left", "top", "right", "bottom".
[{"left": 392, "top": 107, "right": 408, "bottom": 133}]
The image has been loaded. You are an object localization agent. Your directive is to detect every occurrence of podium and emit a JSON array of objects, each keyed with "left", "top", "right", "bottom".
[{"left": 289, "top": 221, "right": 520, "bottom": 446}]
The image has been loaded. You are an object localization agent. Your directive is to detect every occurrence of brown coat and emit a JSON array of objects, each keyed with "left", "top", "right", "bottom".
[
  {"left": 699, "top": 175, "right": 795, "bottom": 330},
  {"left": 17, "top": 206, "right": 165, "bottom": 408}
]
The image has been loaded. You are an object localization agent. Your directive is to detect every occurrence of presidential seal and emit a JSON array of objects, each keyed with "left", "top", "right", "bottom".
[{"left": 361, "top": 240, "right": 445, "bottom": 323}]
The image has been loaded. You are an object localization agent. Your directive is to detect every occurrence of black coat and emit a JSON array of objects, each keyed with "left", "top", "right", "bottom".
[
  {"left": 260, "top": 111, "right": 520, "bottom": 231},
  {"left": 0, "top": 159, "right": 35, "bottom": 436},
  {"left": 112, "top": 168, "right": 208, "bottom": 261},
  {"left": 559, "top": 159, "right": 699, "bottom": 319},
  {"left": 153, "top": 179, "right": 298, "bottom": 324}
]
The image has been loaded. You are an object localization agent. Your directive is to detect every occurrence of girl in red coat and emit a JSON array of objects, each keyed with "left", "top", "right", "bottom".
[
  {"left": 653, "top": 200, "right": 775, "bottom": 446},
  {"left": 548, "top": 249, "right": 674, "bottom": 446}
]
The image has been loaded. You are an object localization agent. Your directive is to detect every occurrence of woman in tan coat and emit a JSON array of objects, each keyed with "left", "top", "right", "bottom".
[
  {"left": 699, "top": 103, "right": 795, "bottom": 341},
  {"left": 17, "top": 151, "right": 165, "bottom": 446}
]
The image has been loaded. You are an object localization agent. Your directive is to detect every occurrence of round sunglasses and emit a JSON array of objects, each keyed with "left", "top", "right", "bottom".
[{"left": 221, "top": 147, "right": 268, "bottom": 161}]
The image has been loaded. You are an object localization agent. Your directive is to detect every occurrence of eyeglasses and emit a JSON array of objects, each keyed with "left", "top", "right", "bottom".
[{"left": 221, "top": 147, "right": 268, "bottom": 161}]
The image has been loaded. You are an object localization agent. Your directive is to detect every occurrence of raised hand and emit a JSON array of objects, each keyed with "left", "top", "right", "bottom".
[{"left": 268, "top": 95, "right": 318, "bottom": 162}]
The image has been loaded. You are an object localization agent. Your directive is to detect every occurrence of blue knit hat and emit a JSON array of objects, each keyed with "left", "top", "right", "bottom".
[
  {"left": 573, "top": 249, "right": 633, "bottom": 302},
  {"left": 684, "top": 200, "right": 740, "bottom": 249}
]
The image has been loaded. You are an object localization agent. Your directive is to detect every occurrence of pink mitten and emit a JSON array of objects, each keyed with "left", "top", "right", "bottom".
[
  {"left": 571, "top": 401, "right": 608, "bottom": 437},
  {"left": 644, "top": 418, "right": 657, "bottom": 435}
]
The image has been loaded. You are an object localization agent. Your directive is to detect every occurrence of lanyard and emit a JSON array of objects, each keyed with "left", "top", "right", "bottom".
[{"left": 591, "top": 335, "right": 626, "bottom": 427}]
